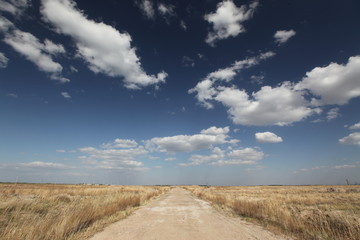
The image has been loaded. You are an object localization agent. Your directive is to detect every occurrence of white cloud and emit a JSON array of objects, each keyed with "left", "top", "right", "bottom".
[
  {"left": 180, "top": 20, "right": 187, "bottom": 30},
  {"left": 43, "top": 39, "right": 65, "bottom": 55},
  {"left": 101, "top": 139, "right": 138, "bottom": 149},
  {"left": 274, "top": 30, "right": 296, "bottom": 45},
  {"left": 296, "top": 56, "right": 360, "bottom": 106},
  {"left": 0, "top": 52, "right": 9, "bottom": 68},
  {"left": 21, "top": 161, "right": 68, "bottom": 169},
  {"left": 146, "top": 126, "right": 231, "bottom": 153},
  {"left": 41, "top": 0, "right": 167, "bottom": 89},
  {"left": 204, "top": 0, "right": 258, "bottom": 46},
  {"left": 0, "top": 0, "right": 30, "bottom": 16},
  {"left": 3, "top": 29, "right": 69, "bottom": 83},
  {"left": 0, "top": 16, "right": 14, "bottom": 32},
  {"left": 165, "top": 157, "right": 176, "bottom": 161},
  {"left": 326, "top": 107, "right": 340, "bottom": 121},
  {"left": 191, "top": 52, "right": 360, "bottom": 126},
  {"left": 61, "top": 92, "right": 71, "bottom": 99},
  {"left": 294, "top": 164, "right": 358, "bottom": 173},
  {"left": 200, "top": 126, "right": 229, "bottom": 135},
  {"left": 349, "top": 122, "right": 360, "bottom": 130},
  {"left": 70, "top": 66, "right": 78, "bottom": 73},
  {"left": 79, "top": 146, "right": 147, "bottom": 169},
  {"left": 137, "top": 0, "right": 155, "bottom": 19},
  {"left": 157, "top": 3, "right": 175, "bottom": 18},
  {"left": 215, "top": 82, "right": 317, "bottom": 126},
  {"left": 333, "top": 164, "right": 357, "bottom": 169},
  {"left": 211, "top": 147, "right": 264, "bottom": 166},
  {"left": 180, "top": 147, "right": 225, "bottom": 167},
  {"left": 56, "top": 149, "right": 66, "bottom": 152},
  {"left": 339, "top": 132, "right": 360, "bottom": 147},
  {"left": 255, "top": 132, "right": 283, "bottom": 143},
  {"left": 189, "top": 51, "right": 275, "bottom": 109}
]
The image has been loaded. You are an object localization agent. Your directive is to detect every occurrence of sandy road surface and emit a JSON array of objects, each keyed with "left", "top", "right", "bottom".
[{"left": 89, "top": 188, "right": 291, "bottom": 240}]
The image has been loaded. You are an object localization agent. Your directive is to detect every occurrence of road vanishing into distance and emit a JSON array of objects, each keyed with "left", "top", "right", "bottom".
[{"left": 89, "top": 188, "right": 292, "bottom": 240}]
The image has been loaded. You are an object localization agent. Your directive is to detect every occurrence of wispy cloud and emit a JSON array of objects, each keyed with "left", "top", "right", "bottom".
[
  {"left": 3, "top": 27, "right": 69, "bottom": 83},
  {"left": 41, "top": 0, "right": 167, "bottom": 89},
  {"left": 61, "top": 92, "right": 71, "bottom": 99},
  {"left": 0, "top": 52, "right": 9, "bottom": 68},
  {"left": 274, "top": 30, "right": 296, "bottom": 45}
]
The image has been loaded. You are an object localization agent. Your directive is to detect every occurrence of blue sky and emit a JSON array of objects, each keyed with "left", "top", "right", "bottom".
[{"left": 0, "top": 0, "right": 360, "bottom": 185}]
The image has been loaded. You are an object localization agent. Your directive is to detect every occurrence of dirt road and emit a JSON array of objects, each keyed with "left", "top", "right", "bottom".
[{"left": 89, "top": 188, "right": 291, "bottom": 240}]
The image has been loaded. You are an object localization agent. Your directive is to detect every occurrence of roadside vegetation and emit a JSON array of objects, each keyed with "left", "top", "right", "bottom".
[
  {"left": 0, "top": 183, "right": 170, "bottom": 240},
  {"left": 186, "top": 185, "right": 360, "bottom": 240}
]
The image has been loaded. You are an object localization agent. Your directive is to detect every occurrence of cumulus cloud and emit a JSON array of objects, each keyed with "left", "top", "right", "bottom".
[
  {"left": 204, "top": 0, "right": 258, "bottom": 46},
  {"left": 255, "top": 132, "right": 283, "bottom": 143},
  {"left": 216, "top": 82, "right": 316, "bottom": 126},
  {"left": 191, "top": 52, "right": 360, "bottom": 126},
  {"left": 211, "top": 147, "right": 264, "bottom": 166},
  {"left": 339, "top": 132, "right": 360, "bottom": 147},
  {"left": 349, "top": 122, "right": 360, "bottom": 130},
  {"left": 180, "top": 147, "right": 225, "bottom": 167},
  {"left": 79, "top": 146, "right": 147, "bottom": 169},
  {"left": 136, "top": 0, "right": 155, "bottom": 19},
  {"left": 274, "top": 29, "right": 296, "bottom": 45},
  {"left": 41, "top": 0, "right": 167, "bottom": 89},
  {"left": 3, "top": 29, "right": 69, "bottom": 83},
  {"left": 189, "top": 51, "right": 275, "bottom": 109},
  {"left": 101, "top": 139, "right": 138, "bottom": 149},
  {"left": 0, "top": 52, "right": 9, "bottom": 68},
  {"left": 180, "top": 146, "right": 264, "bottom": 167},
  {"left": 146, "top": 126, "right": 231, "bottom": 153},
  {"left": 296, "top": 56, "right": 360, "bottom": 106}
]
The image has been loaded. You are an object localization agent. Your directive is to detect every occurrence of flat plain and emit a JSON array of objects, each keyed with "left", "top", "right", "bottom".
[
  {"left": 1, "top": 183, "right": 359, "bottom": 240},
  {"left": 186, "top": 185, "right": 360, "bottom": 240}
]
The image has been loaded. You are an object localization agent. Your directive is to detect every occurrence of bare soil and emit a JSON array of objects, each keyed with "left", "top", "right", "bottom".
[{"left": 88, "top": 188, "right": 292, "bottom": 240}]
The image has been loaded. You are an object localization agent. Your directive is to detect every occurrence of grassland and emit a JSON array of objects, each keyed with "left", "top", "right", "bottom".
[
  {"left": 0, "top": 183, "right": 170, "bottom": 240},
  {"left": 185, "top": 185, "right": 360, "bottom": 240}
]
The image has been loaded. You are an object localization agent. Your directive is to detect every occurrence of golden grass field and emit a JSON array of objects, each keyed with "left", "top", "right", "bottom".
[
  {"left": 1, "top": 183, "right": 360, "bottom": 240},
  {"left": 185, "top": 185, "right": 360, "bottom": 240},
  {"left": 0, "top": 183, "right": 170, "bottom": 240}
]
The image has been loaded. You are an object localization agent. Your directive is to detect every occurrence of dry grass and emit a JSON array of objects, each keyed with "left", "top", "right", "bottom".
[
  {"left": 0, "top": 183, "right": 170, "bottom": 240},
  {"left": 185, "top": 185, "right": 360, "bottom": 240}
]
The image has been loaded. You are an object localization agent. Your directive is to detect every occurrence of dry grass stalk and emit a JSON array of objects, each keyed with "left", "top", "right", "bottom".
[
  {"left": 0, "top": 183, "right": 170, "bottom": 240},
  {"left": 185, "top": 185, "right": 360, "bottom": 240}
]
